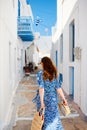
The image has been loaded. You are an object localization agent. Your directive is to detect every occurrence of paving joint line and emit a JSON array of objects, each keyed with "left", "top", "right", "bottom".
[{"left": 15, "top": 113, "right": 79, "bottom": 122}]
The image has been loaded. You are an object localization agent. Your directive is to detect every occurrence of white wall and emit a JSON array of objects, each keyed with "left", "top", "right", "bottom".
[
  {"left": 0, "top": 0, "right": 25, "bottom": 129},
  {"left": 20, "top": 0, "right": 33, "bottom": 20},
  {"left": 35, "top": 36, "right": 52, "bottom": 58},
  {"left": 26, "top": 44, "right": 34, "bottom": 64},
  {"left": 26, "top": 43, "right": 39, "bottom": 66},
  {"left": 79, "top": 0, "right": 87, "bottom": 114},
  {"left": 51, "top": 0, "right": 87, "bottom": 115}
]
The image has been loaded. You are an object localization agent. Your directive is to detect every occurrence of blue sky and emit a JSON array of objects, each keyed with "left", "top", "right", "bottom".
[{"left": 27, "top": 0, "right": 57, "bottom": 36}]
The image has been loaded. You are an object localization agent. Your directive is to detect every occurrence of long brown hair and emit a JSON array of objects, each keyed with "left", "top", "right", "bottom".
[{"left": 41, "top": 57, "right": 58, "bottom": 81}]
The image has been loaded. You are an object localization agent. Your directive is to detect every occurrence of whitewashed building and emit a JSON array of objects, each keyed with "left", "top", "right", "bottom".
[
  {"left": 0, "top": 1, "right": 23, "bottom": 129},
  {"left": 25, "top": 35, "right": 52, "bottom": 67},
  {"left": 0, "top": 0, "right": 34, "bottom": 129},
  {"left": 35, "top": 36, "right": 52, "bottom": 58},
  {"left": 26, "top": 42, "right": 39, "bottom": 66},
  {"left": 51, "top": 0, "right": 87, "bottom": 115}
]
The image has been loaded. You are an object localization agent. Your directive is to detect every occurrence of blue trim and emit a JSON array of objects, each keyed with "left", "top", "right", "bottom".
[
  {"left": 18, "top": 0, "right": 20, "bottom": 17},
  {"left": 58, "top": 73, "right": 63, "bottom": 87},
  {"left": 56, "top": 50, "right": 58, "bottom": 67},
  {"left": 69, "top": 67, "right": 74, "bottom": 98},
  {"left": 72, "top": 23, "right": 75, "bottom": 61},
  {"left": 18, "top": 33, "right": 34, "bottom": 41},
  {"left": 72, "top": 67, "right": 74, "bottom": 97},
  {"left": 60, "top": 34, "right": 63, "bottom": 63},
  {"left": 17, "top": 16, "right": 34, "bottom": 41}
]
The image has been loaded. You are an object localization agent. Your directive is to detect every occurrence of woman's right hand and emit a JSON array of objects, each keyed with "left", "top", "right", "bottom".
[{"left": 41, "top": 102, "right": 45, "bottom": 109}]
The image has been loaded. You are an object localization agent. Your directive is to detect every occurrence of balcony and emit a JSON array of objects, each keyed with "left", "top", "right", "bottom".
[{"left": 17, "top": 16, "right": 34, "bottom": 41}]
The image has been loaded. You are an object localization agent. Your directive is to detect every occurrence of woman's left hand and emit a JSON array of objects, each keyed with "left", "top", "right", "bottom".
[
  {"left": 40, "top": 103, "right": 45, "bottom": 120},
  {"left": 63, "top": 99, "right": 68, "bottom": 106}
]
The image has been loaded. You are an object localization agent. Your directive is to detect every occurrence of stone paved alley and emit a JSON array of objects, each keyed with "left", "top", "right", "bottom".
[{"left": 8, "top": 74, "right": 87, "bottom": 130}]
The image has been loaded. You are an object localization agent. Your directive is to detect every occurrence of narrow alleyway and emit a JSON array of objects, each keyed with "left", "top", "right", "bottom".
[{"left": 8, "top": 74, "right": 87, "bottom": 130}]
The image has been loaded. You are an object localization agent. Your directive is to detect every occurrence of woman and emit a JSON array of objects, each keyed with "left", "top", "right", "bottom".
[{"left": 36, "top": 57, "right": 67, "bottom": 130}]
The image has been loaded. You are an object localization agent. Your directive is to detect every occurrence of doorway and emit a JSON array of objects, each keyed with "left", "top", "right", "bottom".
[{"left": 69, "top": 67, "right": 74, "bottom": 99}]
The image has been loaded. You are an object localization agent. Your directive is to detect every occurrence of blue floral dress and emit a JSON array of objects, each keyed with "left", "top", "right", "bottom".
[{"left": 33, "top": 70, "right": 64, "bottom": 130}]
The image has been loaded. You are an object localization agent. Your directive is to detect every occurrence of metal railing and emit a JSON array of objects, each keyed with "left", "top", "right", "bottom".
[{"left": 17, "top": 16, "right": 33, "bottom": 32}]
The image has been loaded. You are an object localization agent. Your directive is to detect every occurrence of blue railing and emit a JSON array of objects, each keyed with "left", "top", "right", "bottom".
[{"left": 17, "top": 16, "right": 34, "bottom": 41}]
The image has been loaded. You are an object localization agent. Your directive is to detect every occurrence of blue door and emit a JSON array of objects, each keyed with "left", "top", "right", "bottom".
[{"left": 69, "top": 67, "right": 74, "bottom": 98}]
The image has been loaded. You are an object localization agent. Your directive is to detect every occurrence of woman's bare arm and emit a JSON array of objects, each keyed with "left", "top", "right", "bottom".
[
  {"left": 39, "top": 88, "right": 45, "bottom": 108},
  {"left": 57, "top": 88, "right": 68, "bottom": 105}
]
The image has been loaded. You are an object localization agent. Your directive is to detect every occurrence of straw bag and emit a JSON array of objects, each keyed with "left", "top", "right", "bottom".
[
  {"left": 31, "top": 109, "right": 44, "bottom": 130},
  {"left": 58, "top": 102, "right": 70, "bottom": 116}
]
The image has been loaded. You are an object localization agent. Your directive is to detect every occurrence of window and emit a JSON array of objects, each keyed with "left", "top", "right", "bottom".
[
  {"left": 69, "top": 20, "right": 75, "bottom": 62},
  {"left": 60, "top": 34, "right": 63, "bottom": 63},
  {"left": 69, "top": 67, "right": 74, "bottom": 98}
]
